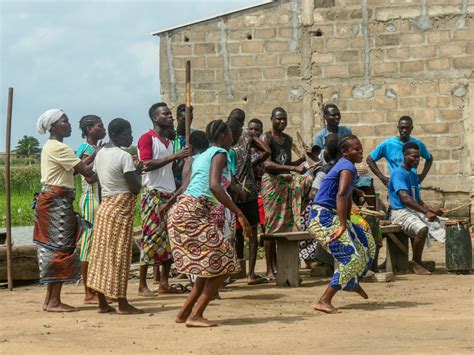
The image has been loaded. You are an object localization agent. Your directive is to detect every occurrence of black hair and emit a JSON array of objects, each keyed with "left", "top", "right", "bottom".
[
  {"left": 228, "top": 108, "right": 245, "bottom": 124},
  {"left": 206, "top": 119, "right": 229, "bottom": 143},
  {"left": 79, "top": 115, "right": 101, "bottom": 139},
  {"left": 399, "top": 115, "right": 413, "bottom": 125},
  {"left": 403, "top": 141, "right": 419, "bottom": 155},
  {"left": 108, "top": 118, "right": 131, "bottom": 137},
  {"left": 325, "top": 133, "right": 340, "bottom": 160},
  {"left": 177, "top": 103, "right": 193, "bottom": 118},
  {"left": 248, "top": 118, "right": 263, "bottom": 128},
  {"left": 148, "top": 102, "right": 168, "bottom": 120},
  {"left": 338, "top": 134, "right": 359, "bottom": 152},
  {"left": 189, "top": 130, "right": 209, "bottom": 152},
  {"left": 323, "top": 103, "right": 339, "bottom": 115},
  {"left": 227, "top": 117, "right": 243, "bottom": 138},
  {"left": 271, "top": 107, "right": 286, "bottom": 117}
]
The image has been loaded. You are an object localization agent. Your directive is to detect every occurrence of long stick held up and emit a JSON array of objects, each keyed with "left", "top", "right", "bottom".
[
  {"left": 185, "top": 60, "right": 191, "bottom": 147},
  {"left": 5, "top": 87, "right": 14, "bottom": 291}
]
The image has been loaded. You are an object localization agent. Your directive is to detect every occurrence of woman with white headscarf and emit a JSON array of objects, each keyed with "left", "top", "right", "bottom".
[{"left": 34, "top": 109, "right": 96, "bottom": 312}]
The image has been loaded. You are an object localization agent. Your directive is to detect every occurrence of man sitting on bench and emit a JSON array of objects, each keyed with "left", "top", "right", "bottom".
[{"left": 388, "top": 142, "right": 444, "bottom": 275}]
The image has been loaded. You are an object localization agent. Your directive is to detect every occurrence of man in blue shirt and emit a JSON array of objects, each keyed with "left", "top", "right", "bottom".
[
  {"left": 367, "top": 116, "right": 433, "bottom": 186},
  {"left": 389, "top": 142, "right": 443, "bottom": 275},
  {"left": 312, "top": 104, "right": 352, "bottom": 148}
]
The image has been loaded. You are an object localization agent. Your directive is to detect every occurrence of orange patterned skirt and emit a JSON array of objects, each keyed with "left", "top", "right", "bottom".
[{"left": 87, "top": 193, "right": 137, "bottom": 298}]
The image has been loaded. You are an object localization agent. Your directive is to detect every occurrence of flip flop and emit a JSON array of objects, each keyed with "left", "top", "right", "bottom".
[
  {"left": 159, "top": 283, "right": 187, "bottom": 294},
  {"left": 247, "top": 276, "right": 269, "bottom": 285}
]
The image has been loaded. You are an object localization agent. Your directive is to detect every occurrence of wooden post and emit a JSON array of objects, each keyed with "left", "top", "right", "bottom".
[
  {"left": 4, "top": 87, "right": 14, "bottom": 290},
  {"left": 185, "top": 60, "right": 191, "bottom": 147}
]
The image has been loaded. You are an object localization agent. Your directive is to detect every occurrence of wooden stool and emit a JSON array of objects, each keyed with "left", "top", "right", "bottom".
[
  {"left": 261, "top": 231, "right": 310, "bottom": 287},
  {"left": 380, "top": 224, "right": 410, "bottom": 273}
]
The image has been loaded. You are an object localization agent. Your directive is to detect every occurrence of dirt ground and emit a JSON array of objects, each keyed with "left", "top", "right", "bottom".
[{"left": 1, "top": 242, "right": 473, "bottom": 354}]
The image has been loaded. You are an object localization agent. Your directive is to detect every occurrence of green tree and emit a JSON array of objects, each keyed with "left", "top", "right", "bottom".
[{"left": 15, "top": 135, "right": 41, "bottom": 164}]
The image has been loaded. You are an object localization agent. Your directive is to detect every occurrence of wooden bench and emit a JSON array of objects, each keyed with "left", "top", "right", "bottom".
[
  {"left": 261, "top": 231, "right": 310, "bottom": 287},
  {"left": 380, "top": 224, "right": 410, "bottom": 273}
]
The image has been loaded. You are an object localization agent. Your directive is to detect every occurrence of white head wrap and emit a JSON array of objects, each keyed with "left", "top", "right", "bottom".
[{"left": 36, "top": 109, "right": 65, "bottom": 135}]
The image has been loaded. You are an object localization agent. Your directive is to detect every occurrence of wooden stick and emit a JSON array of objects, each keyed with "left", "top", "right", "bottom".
[
  {"left": 185, "top": 60, "right": 191, "bottom": 147},
  {"left": 444, "top": 203, "right": 471, "bottom": 214},
  {"left": 4, "top": 87, "right": 14, "bottom": 291}
]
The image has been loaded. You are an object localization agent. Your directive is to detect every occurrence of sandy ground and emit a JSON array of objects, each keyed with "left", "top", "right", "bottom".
[{"left": 1, "top": 242, "right": 473, "bottom": 354}]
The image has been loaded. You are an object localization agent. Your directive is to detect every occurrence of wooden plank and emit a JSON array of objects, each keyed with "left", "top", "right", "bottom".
[
  {"left": 275, "top": 239, "right": 301, "bottom": 287},
  {"left": 386, "top": 232, "right": 410, "bottom": 273},
  {"left": 386, "top": 232, "right": 409, "bottom": 255},
  {"left": 380, "top": 224, "right": 402, "bottom": 233}
]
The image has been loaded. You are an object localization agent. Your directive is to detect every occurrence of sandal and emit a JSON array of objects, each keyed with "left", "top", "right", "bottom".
[
  {"left": 159, "top": 283, "right": 186, "bottom": 294},
  {"left": 247, "top": 275, "right": 269, "bottom": 285}
]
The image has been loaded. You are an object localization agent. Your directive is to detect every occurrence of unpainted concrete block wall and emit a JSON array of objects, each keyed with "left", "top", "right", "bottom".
[{"left": 159, "top": 0, "right": 473, "bottom": 219}]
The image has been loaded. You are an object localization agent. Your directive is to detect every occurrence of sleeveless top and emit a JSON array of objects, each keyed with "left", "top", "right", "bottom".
[
  {"left": 268, "top": 133, "right": 292, "bottom": 166},
  {"left": 185, "top": 146, "right": 231, "bottom": 205}
]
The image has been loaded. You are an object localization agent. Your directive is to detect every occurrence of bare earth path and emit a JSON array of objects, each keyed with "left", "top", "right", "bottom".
[{"left": 1, "top": 242, "right": 473, "bottom": 353}]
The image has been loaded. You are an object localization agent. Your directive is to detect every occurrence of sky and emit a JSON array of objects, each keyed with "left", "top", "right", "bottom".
[{"left": 0, "top": 0, "right": 261, "bottom": 150}]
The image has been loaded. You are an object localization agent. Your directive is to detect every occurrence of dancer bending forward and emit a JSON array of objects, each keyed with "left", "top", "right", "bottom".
[
  {"left": 168, "top": 119, "right": 251, "bottom": 327},
  {"left": 308, "top": 135, "right": 375, "bottom": 313}
]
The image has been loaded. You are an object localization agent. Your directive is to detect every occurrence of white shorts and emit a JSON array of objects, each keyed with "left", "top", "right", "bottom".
[{"left": 390, "top": 208, "right": 429, "bottom": 238}]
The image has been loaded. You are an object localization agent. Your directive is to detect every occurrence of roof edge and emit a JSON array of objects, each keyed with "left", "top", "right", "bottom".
[{"left": 151, "top": 0, "right": 277, "bottom": 36}]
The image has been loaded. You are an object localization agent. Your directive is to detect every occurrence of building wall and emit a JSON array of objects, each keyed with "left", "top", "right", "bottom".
[{"left": 159, "top": 0, "right": 473, "bottom": 218}]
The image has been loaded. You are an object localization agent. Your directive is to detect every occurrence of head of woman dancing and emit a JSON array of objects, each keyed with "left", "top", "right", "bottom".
[
  {"left": 109, "top": 118, "right": 133, "bottom": 148},
  {"left": 338, "top": 134, "right": 363, "bottom": 165},
  {"left": 206, "top": 119, "right": 234, "bottom": 151},
  {"left": 79, "top": 115, "right": 106, "bottom": 143},
  {"left": 189, "top": 130, "right": 209, "bottom": 155}
]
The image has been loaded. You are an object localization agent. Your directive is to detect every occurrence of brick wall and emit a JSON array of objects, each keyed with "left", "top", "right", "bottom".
[{"left": 158, "top": 0, "right": 473, "bottom": 218}]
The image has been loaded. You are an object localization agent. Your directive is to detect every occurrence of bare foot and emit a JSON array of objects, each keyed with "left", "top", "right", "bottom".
[
  {"left": 412, "top": 262, "right": 431, "bottom": 275},
  {"left": 353, "top": 285, "right": 369, "bottom": 299},
  {"left": 265, "top": 272, "right": 276, "bottom": 280},
  {"left": 98, "top": 305, "right": 116, "bottom": 314},
  {"left": 46, "top": 302, "right": 78, "bottom": 312},
  {"left": 186, "top": 316, "right": 218, "bottom": 327},
  {"left": 138, "top": 287, "right": 158, "bottom": 297},
  {"left": 118, "top": 304, "right": 144, "bottom": 315},
  {"left": 83, "top": 294, "right": 100, "bottom": 305},
  {"left": 175, "top": 307, "right": 192, "bottom": 323},
  {"left": 312, "top": 302, "right": 337, "bottom": 314}
]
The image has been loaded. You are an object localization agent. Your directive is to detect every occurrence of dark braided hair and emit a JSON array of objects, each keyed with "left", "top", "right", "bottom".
[
  {"left": 189, "top": 130, "right": 209, "bottom": 152},
  {"left": 79, "top": 115, "right": 101, "bottom": 138},
  {"left": 338, "top": 134, "right": 360, "bottom": 152},
  {"left": 206, "top": 119, "right": 229, "bottom": 143}
]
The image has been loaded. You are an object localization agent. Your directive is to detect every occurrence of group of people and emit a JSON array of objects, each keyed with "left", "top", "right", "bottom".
[{"left": 32, "top": 101, "right": 443, "bottom": 324}]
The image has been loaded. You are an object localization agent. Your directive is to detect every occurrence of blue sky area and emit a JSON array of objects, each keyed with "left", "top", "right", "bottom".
[{"left": 0, "top": 0, "right": 260, "bottom": 149}]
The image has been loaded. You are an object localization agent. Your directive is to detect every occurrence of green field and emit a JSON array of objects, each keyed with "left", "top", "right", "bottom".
[{"left": 0, "top": 160, "right": 142, "bottom": 227}]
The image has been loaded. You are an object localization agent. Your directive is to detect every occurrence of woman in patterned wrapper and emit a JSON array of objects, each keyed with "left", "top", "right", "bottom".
[
  {"left": 76, "top": 115, "right": 106, "bottom": 304},
  {"left": 34, "top": 109, "right": 96, "bottom": 312},
  {"left": 308, "top": 135, "right": 375, "bottom": 314},
  {"left": 168, "top": 119, "right": 251, "bottom": 328}
]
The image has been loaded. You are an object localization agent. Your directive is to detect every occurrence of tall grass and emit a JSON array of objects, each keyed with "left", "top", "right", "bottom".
[{"left": 0, "top": 164, "right": 142, "bottom": 227}]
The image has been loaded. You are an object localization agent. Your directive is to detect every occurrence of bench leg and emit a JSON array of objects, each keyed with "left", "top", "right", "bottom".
[
  {"left": 386, "top": 232, "right": 410, "bottom": 273},
  {"left": 276, "top": 239, "right": 300, "bottom": 287}
]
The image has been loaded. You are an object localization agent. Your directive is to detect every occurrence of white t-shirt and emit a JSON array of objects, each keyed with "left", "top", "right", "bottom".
[
  {"left": 41, "top": 139, "right": 81, "bottom": 189},
  {"left": 137, "top": 130, "right": 176, "bottom": 193},
  {"left": 93, "top": 146, "right": 136, "bottom": 197}
]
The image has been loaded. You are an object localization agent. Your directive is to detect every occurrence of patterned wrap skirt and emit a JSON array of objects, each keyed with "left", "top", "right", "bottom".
[
  {"left": 78, "top": 181, "right": 99, "bottom": 262},
  {"left": 140, "top": 188, "right": 173, "bottom": 266},
  {"left": 168, "top": 195, "right": 240, "bottom": 278},
  {"left": 87, "top": 193, "right": 137, "bottom": 299},
  {"left": 33, "top": 185, "right": 81, "bottom": 284},
  {"left": 308, "top": 205, "right": 376, "bottom": 291},
  {"left": 261, "top": 173, "right": 309, "bottom": 234}
]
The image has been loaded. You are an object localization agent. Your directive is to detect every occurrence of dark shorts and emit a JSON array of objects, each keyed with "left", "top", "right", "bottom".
[{"left": 236, "top": 199, "right": 260, "bottom": 228}]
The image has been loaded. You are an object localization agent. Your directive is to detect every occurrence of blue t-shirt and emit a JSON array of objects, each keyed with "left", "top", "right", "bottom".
[
  {"left": 312, "top": 126, "right": 352, "bottom": 149},
  {"left": 369, "top": 136, "right": 431, "bottom": 173},
  {"left": 314, "top": 157, "right": 357, "bottom": 210},
  {"left": 185, "top": 146, "right": 231, "bottom": 204},
  {"left": 388, "top": 166, "right": 421, "bottom": 209}
]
